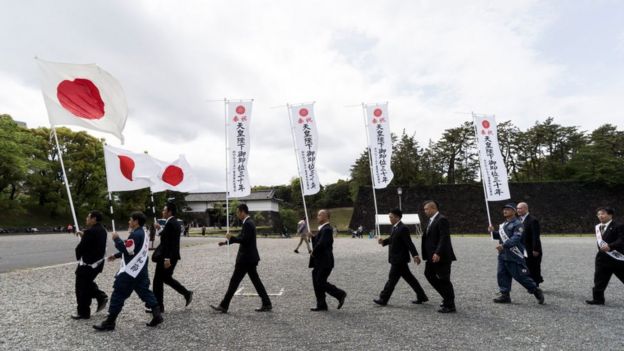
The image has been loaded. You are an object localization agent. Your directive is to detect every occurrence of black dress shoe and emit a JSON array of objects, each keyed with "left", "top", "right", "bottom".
[
  {"left": 437, "top": 306, "right": 457, "bottom": 313},
  {"left": 337, "top": 293, "right": 347, "bottom": 309},
  {"left": 411, "top": 297, "right": 429, "bottom": 304},
  {"left": 493, "top": 294, "right": 511, "bottom": 303},
  {"left": 533, "top": 288, "right": 545, "bottom": 305},
  {"left": 93, "top": 315, "right": 116, "bottom": 331},
  {"left": 585, "top": 299, "right": 605, "bottom": 305},
  {"left": 146, "top": 306, "right": 163, "bottom": 327},
  {"left": 310, "top": 306, "right": 328, "bottom": 312},
  {"left": 294, "top": 249, "right": 299, "bottom": 254},
  {"left": 96, "top": 297, "right": 108, "bottom": 313},
  {"left": 71, "top": 314, "right": 89, "bottom": 320},
  {"left": 210, "top": 304, "right": 228, "bottom": 313},
  {"left": 185, "top": 291, "right": 194, "bottom": 307},
  {"left": 255, "top": 305, "right": 272, "bottom": 312},
  {"left": 373, "top": 299, "right": 387, "bottom": 306}
]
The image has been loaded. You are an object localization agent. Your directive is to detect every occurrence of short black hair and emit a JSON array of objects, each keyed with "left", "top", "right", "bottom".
[
  {"left": 597, "top": 207, "right": 615, "bottom": 216},
  {"left": 423, "top": 200, "right": 439, "bottom": 209},
  {"left": 130, "top": 211, "right": 147, "bottom": 226},
  {"left": 165, "top": 202, "right": 177, "bottom": 216},
  {"left": 389, "top": 208, "right": 403, "bottom": 218},
  {"left": 237, "top": 203, "right": 249, "bottom": 214},
  {"left": 88, "top": 210, "right": 103, "bottom": 223}
]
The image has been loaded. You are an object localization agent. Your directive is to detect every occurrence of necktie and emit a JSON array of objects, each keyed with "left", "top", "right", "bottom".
[{"left": 599, "top": 224, "right": 605, "bottom": 235}]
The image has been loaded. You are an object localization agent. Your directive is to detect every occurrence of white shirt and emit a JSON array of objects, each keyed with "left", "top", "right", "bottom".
[
  {"left": 600, "top": 220, "right": 612, "bottom": 232},
  {"left": 520, "top": 213, "right": 529, "bottom": 223},
  {"left": 318, "top": 222, "right": 330, "bottom": 231},
  {"left": 243, "top": 216, "right": 250, "bottom": 224},
  {"left": 429, "top": 212, "right": 439, "bottom": 224}
]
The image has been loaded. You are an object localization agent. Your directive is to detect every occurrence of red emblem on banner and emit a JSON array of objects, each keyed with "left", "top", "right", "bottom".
[
  {"left": 373, "top": 108, "right": 383, "bottom": 117},
  {"left": 162, "top": 165, "right": 184, "bottom": 186},
  {"left": 57, "top": 78, "right": 105, "bottom": 119},
  {"left": 482, "top": 120, "right": 490, "bottom": 129},
  {"left": 236, "top": 105, "right": 246, "bottom": 115},
  {"left": 299, "top": 108, "right": 309, "bottom": 117},
  {"left": 118, "top": 155, "right": 135, "bottom": 181}
]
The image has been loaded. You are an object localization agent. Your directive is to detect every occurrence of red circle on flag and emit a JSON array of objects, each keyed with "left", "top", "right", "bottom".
[
  {"left": 373, "top": 108, "right": 383, "bottom": 117},
  {"left": 57, "top": 78, "right": 105, "bottom": 119},
  {"left": 482, "top": 120, "right": 490, "bottom": 129},
  {"left": 118, "top": 155, "right": 135, "bottom": 181},
  {"left": 162, "top": 165, "right": 184, "bottom": 186},
  {"left": 299, "top": 108, "right": 309, "bottom": 117},
  {"left": 236, "top": 105, "right": 246, "bottom": 115}
]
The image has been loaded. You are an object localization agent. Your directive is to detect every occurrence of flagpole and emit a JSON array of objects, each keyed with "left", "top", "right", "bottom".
[
  {"left": 286, "top": 103, "right": 312, "bottom": 237},
  {"left": 472, "top": 112, "right": 493, "bottom": 238},
  {"left": 150, "top": 191, "right": 158, "bottom": 249},
  {"left": 52, "top": 127, "right": 80, "bottom": 232},
  {"left": 107, "top": 192, "right": 116, "bottom": 232},
  {"left": 223, "top": 98, "right": 230, "bottom": 259},
  {"left": 360, "top": 103, "right": 381, "bottom": 239}
]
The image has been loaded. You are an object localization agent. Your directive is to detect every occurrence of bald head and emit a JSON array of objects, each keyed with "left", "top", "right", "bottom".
[
  {"left": 317, "top": 209, "right": 330, "bottom": 224},
  {"left": 516, "top": 202, "right": 529, "bottom": 216}
]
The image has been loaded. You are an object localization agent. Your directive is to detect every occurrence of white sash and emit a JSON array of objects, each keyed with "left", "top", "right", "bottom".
[
  {"left": 499, "top": 224, "right": 527, "bottom": 259},
  {"left": 595, "top": 224, "right": 624, "bottom": 261},
  {"left": 118, "top": 232, "right": 150, "bottom": 278}
]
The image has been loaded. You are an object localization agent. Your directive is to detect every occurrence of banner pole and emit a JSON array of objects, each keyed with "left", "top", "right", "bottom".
[
  {"left": 286, "top": 103, "right": 312, "bottom": 237},
  {"left": 472, "top": 113, "right": 493, "bottom": 238},
  {"left": 224, "top": 98, "right": 230, "bottom": 259},
  {"left": 107, "top": 192, "right": 116, "bottom": 232},
  {"left": 52, "top": 127, "right": 80, "bottom": 233},
  {"left": 360, "top": 104, "right": 381, "bottom": 239}
]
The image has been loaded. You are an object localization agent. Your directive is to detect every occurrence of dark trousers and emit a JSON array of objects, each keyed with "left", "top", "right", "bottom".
[
  {"left": 497, "top": 256, "right": 537, "bottom": 294},
  {"left": 75, "top": 266, "right": 107, "bottom": 317},
  {"left": 526, "top": 253, "right": 543, "bottom": 285},
  {"left": 220, "top": 263, "right": 271, "bottom": 309},
  {"left": 109, "top": 271, "right": 158, "bottom": 317},
  {"left": 312, "top": 267, "right": 345, "bottom": 308},
  {"left": 592, "top": 253, "right": 624, "bottom": 302},
  {"left": 379, "top": 263, "right": 427, "bottom": 303},
  {"left": 153, "top": 259, "right": 190, "bottom": 309},
  {"left": 424, "top": 261, "right": 455, "bottom": 307}
]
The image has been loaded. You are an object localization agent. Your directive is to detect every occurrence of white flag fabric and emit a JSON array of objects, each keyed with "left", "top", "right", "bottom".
[
  {"left": 103, "top": 145, "right": 160, "bottom": 192},
  {"left": 364, "top": 103, "right": 394, "bottom": 189},
  {"left": 226, "top": 100, "right": 252, "bottom": 198},
  {"left": 474, "top": 114, "right": 511, "bottom": 201},
  {"left": 289, "top": 103, "right": 320, "bottom": 195},
  {"left": 149, "top": 155, "right": 200, "bottom": 193},
  {"left": 36, "top": 58, "right": 128, "bottom": 143}
]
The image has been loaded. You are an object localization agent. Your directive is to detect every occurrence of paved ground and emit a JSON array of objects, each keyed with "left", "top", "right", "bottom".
[{"left": 1, "top": 236, "right": 623, "bottom": 350}]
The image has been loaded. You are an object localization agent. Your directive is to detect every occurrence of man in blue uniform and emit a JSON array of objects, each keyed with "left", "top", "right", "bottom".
[
  {"left": 489, "top": 203, "right": 544, "bottom": 304},
  {"left": 93, "top": 211, "right": 163, "bottom": 331}
]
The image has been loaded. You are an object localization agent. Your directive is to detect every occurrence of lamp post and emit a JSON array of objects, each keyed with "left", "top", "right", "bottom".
[{"left": 397, "top": 187, "right": 403, "bottom": 210}]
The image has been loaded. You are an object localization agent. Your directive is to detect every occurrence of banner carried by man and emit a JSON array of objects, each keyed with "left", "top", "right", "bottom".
[
  {"left": 364, "top": 103, "right": 394, "bottom": 189},
  {"left": 473, "top": 114, "right": 511, "bottom": 201},
  {"left": 289, "top": 103, "right": 320, "bottom": 196},
  {"left": 226, "top": 100, "right": 252, "bottom": 198},
  {"left": 36, "top": 58, "right": 128, "bottom": 143}
]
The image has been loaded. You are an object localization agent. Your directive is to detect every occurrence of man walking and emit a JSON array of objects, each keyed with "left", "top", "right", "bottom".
[
  {"left": 151, "top": 202, "right": 193, "bottom": 313},
  {"left": 586, "top": 207, "right": 624, "bottom": 305},
  {"left": 309, "top": 209, "right": 347, "bottom": 311},
  {"left": 93, "top": 212, "right": 162, "bottom": 331},
  {"left": 422, "top": 201, "right": 457, "bottom": 313},
  {"left": 72, "top": 210, "right": 108, "bottom": 320},
  {"left": 489, "top": 203, "right": 544, "bottom": 305},
  {"left": 516, "top": 202, "right": 543, "bottom": 287},
  {"left": 294, "top": 217, "right": 311, "bottom": 254},
  {"left": 210, "top": 204, "right": 272, "bottom": 313},
  {"left": 374, "top": 208, "right": 428, "bottom": 307}
]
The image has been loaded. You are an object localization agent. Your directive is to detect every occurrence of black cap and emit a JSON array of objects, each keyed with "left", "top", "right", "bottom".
[{"left": 502, "top": 203, "right": 516, "bottom": 211}]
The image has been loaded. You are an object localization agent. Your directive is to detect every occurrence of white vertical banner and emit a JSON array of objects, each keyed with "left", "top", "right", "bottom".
[
  {"left": 289, "top": 103, "right": 320, "bottom": 195},
  {"left": 474, "top": 114, "right": 511, "bottom": 201},
  {"left": 227, "top": 100, "right": 252, "bottom": 198},
  {"left": 364, "top": 103, "right": 394, "bottom": 189}
]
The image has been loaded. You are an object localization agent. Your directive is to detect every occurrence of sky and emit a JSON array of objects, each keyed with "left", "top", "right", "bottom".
[{"left": 1, "top": 0, "right": 623, "bottom": 191}]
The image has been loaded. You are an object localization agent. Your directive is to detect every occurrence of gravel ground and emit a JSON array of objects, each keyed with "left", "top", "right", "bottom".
[{"left": 1, "top": 236, "right": 623, "bottom": 351}]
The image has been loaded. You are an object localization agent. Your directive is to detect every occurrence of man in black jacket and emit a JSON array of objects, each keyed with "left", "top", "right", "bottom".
[
  {"left": 309, "top": 209, "right": 347, "bottom": 311},
  {"left": 374, "top": 208, "right": 428, "bottom": 307},
  {"left": 72, "top": 210, "right": 108, "bottom": 320},
  {"left": 211, "top": 204, "right": 272, "bottom": 313},
  {"left": 422, "top": 201, "right": 457, "bottom": 313},
  {"left": 151, "top": 202, "right": 192, "bottom": 312},
  {"left": 586, "top": 206, "right": 624, "bottom": 305},
  {"left": 516, "top": 202, "right": 543, "bottom": 286}
]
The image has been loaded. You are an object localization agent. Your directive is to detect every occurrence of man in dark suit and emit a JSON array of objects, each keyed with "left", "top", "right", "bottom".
[
  {"left": 309, "top": 209, "right": 347, "bottom": 311},
  {"left": 151, "top": 202, "right": 192, "bottom": 312},
  {"left": 422, "top": 201, "right": 456, "bottom": 313},
  {"left": 211, "top": 203, "right": 272, "bottom": 313},
  {"left": 517, "top": 202, "right": 543, "bottom": 286},
  {"left": 374, "top": 208, "right": 428, "bottom": 307},
  {"left": 586, "top": 206, "right": 624, "bottom": 305},
  {"left": 72, "top": 210, "right": 108, "bottom": 320}
]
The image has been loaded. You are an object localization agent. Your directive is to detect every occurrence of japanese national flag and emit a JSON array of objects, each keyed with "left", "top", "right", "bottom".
[
  {"left": 36, "top": 58, "right": 128, "bottom": 143},
  {"left": 149, "top": 155, "right": 200, "bottom": 193},
  {"left": 103, "top": 145, "right": 160, "bottom": 192}
]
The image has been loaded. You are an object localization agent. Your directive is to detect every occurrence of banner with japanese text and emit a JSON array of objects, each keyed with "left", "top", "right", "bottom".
[
  {"left": 364, "top": 103, "right": 393, "bottom": 189},
  {"left": 474, "top": 114, "right": 511, "bottom": 201},
  {"left": 227, "top": 100, "right": 252, "bottom": 198},
  {"left": 289, "top": 103, "right": 320, "bottom": 195}
]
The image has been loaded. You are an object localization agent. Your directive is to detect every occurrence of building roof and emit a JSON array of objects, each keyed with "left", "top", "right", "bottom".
[{"left": 185, "top": 189, "right": 278, "bottom": 202}]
